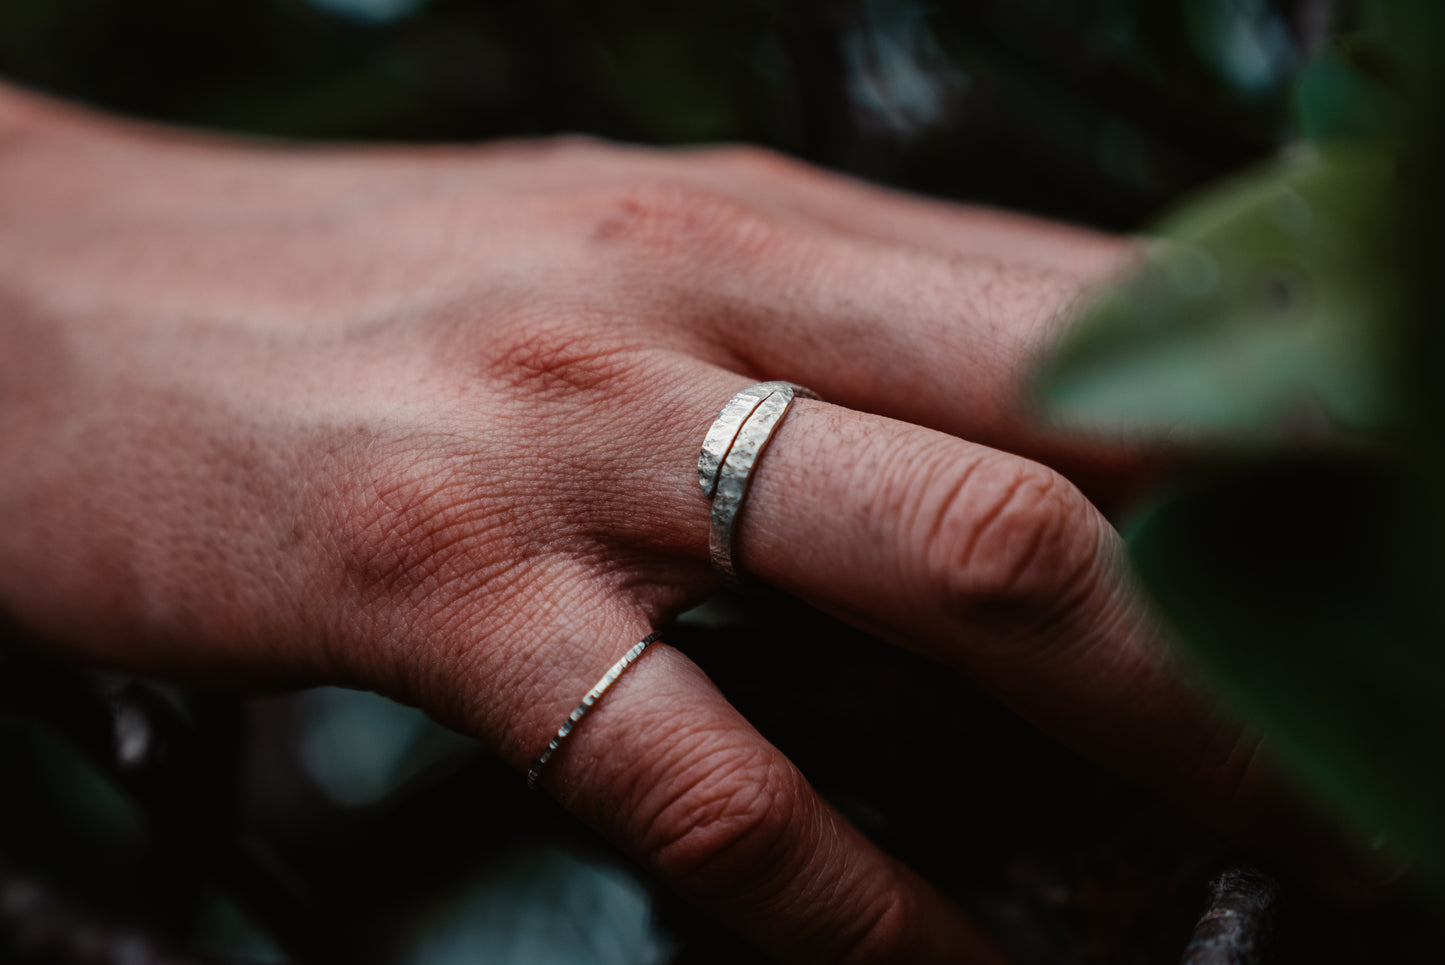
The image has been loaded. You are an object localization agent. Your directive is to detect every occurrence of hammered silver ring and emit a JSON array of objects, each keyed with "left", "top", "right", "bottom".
[{"left": 698, "top": 381, "right": 818, "bottom": 585}]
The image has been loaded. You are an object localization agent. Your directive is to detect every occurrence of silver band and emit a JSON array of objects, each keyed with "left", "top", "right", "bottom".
[
  {"left": 700, "top": 381, "right": 817, "bottom": 585},
  {"left": 526, "top": 631, "right": 663, "bottom": 790},
  {"left": 697, "top": 381, "right": 799, "bottom": 498}
]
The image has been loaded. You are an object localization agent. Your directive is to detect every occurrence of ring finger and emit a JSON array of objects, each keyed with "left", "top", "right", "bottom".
[{"left": 599, "top": 362, "right": 1363, "bottom": 896}]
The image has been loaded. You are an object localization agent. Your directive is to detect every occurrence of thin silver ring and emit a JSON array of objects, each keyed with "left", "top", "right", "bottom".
[
  {"left": 526, "top": 631, "right": 663, "bottom": 790},
  {"left": 701, "top": 382, "right": 817, "bottom": 585}
]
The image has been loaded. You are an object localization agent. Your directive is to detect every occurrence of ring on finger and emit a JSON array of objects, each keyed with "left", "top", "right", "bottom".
[{"left": 699, "top": 381, "right": 817, "bottom": 586}]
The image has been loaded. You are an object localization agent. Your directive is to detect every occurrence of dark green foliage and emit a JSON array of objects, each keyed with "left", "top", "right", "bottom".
[
  {"left": 1038, "top": 0, "right": 1445, "bottom": 890},
  {"left": 1127, "top": 458, "right": 1445, "bottom": 875},
  {"left": 0, "top": 0, "right": 1307, "bottom": 227}
]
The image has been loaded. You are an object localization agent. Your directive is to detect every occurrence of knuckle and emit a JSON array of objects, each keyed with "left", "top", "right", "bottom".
[
  {"left": 913, "top": 452, "right": 1103, "bottom": 635},
  {"left": 705, "top": 144, "right": 806, "bottom": 180},
  {"left": 586, "top": 178, "right": 782, "bottom": 265},
  {"left": 480, "top": 315, "right": 644, "bottom": 401},
  {"left": 627, "top": 727, "right": 926, "bottom": 963},
  {"left": 637, "top": 739, "right": 805, "bottom": 899}
]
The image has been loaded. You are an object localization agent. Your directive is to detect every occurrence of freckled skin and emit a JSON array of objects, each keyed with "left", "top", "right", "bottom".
[{"left": 0, "top": 84, "right": 1371, "bottom": 965}]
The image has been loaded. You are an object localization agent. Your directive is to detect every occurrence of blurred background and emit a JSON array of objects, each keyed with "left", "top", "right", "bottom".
[
  {"left": 1, "top": 1, "right": 1441, "bottom": 963},
  {"left": 0, "top": 0, "right": 1332, "bottom": 225}
]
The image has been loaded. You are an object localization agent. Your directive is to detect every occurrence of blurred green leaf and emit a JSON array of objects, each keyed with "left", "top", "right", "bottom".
[
  {"left": 1125, "top": 458, "right": 1445, "bottom": 878},
  {"left": 1036, "top": 147, "right": 1405, "bottom": 441},
  {"left": 1036, "top": 0, "right": 1445, "bottom": 901},
  {"left": 1294, "top": 40, "right": 1411, "bottom": 144}
]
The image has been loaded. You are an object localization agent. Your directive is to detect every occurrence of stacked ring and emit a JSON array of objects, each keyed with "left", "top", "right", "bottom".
[
  {"left": 528, "top": 381, "right": 815, "bottom": 788},
  {"left": 699, "top": 381, "right": 819, "bottom": 585}
]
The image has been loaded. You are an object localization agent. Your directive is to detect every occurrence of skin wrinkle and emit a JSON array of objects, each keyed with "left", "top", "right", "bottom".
[
  {"left": 644, "top": 748, "right": 803, "bottom": 893},
  {"left": 992, "top": 496, "right": 1052, "bottom": 598},
  {"left": 587, "top": 178, "right": 786, "bottom": 266},
  {"left": 1020, "top": 515, "right": 1144, "bottom": 677},
  {"left": 595, "top": 687, "right": 744, "bottom": 816},
  {"left": 936, "top": 461, "right": 1093, "bottom": 636},
  {"left": 372, "top": 545, "right": 532, "bottom": 689},
  {"left": 713, "top": 796, "right": 923, "bottom": 965},
  {"left": 1034, "top": 510, "right": 1125, "bottom": 650},
  {"left": 951, "top": 462, "right": 1056, "bottom": 582},
  {"left": 742, "top": 798, "right": 831, "bottom": 915},
  {"left": 834, "top": 420, "right": 949, "bottom": 603},
  {"left": 920, "top": 457, "right": 1030, "bottom": 602},
  {"left": 495, "top": 550, "right": 644, "bottom": 673},
  {"left": 783, "top": 820, "right": 853, "bottom": 923},
  {"left": 436, "top": 570, "right": 613, "bottom": 761},
  {"left": 512, "top": 360, "right": 703, "bottom": 555},
  {"left": 841, "top": 883, "right": 918, "bottom": 965},
  {"left": 557, "top": 688, "right": 706, "bottom": 829},
  {"left": 481, "top": 319, "right": 651, "bottom": 399},
  {"left": 452, "top": 563, "right": 636, "bottom": 738},
  {"left": 598, "top": 550, "right": 708, "bottom": 622},
  {"left": 623, "top": 725, "right": 760, "bottom": 842},
  {"left": 905, "top": 443, "right": 989, "bottom": 597},
  {"left": 328, "top": 451, "right": 547, "bottom": 693},
  {"left": 342, "top": 456, "right": 503, "bottom": 597},
  {"left": 960, "top": 530, "right": 1129, "bottom": 692}
]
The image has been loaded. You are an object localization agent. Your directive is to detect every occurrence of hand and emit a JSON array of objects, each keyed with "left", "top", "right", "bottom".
[{"left": 0, "top": 87, "right": 1354, "bottom": 963}]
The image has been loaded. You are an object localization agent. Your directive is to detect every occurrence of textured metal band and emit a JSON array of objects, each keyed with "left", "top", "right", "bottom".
[
  {"left": 697, "top": 381, "right": 812, "bottom": 498},
  {"left": 526, "top": 631, "right": 663, "bottom": 790},
  {"left": 706, "top": 383, "right": 815, "bottom": 585}
]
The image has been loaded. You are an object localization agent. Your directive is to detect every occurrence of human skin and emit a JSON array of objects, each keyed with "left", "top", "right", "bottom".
[{"left": 0, "top": 83, "right": 1367, "bottom": 962}]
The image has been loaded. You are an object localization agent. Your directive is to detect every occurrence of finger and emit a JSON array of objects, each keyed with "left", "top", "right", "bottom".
[
  {"left": 210, "top": 134, "right": 1146, "bottom": 495},
  {"left": 624, "top": 368, "right": 1373, "bottom": 897},
  {"left": 679, "top": 145, "right": 1137, "bottom": 281},
  {"left": 442, "top": 138, "right": 1133, "bottom": 280},
  {"left": 571, "top": 171, "right": 1167, "bottom": 505},
  {"left": 426, "top": 575, "right": 1006, "bottom": 965}
]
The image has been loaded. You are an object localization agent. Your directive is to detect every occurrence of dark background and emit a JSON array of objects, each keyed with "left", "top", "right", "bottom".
[
  {"left": 2, "top": 2, "right": 1438, "bottom": 964},
  {"left": 0, "top": 0, "right": 1312, "bottom": 228}
]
